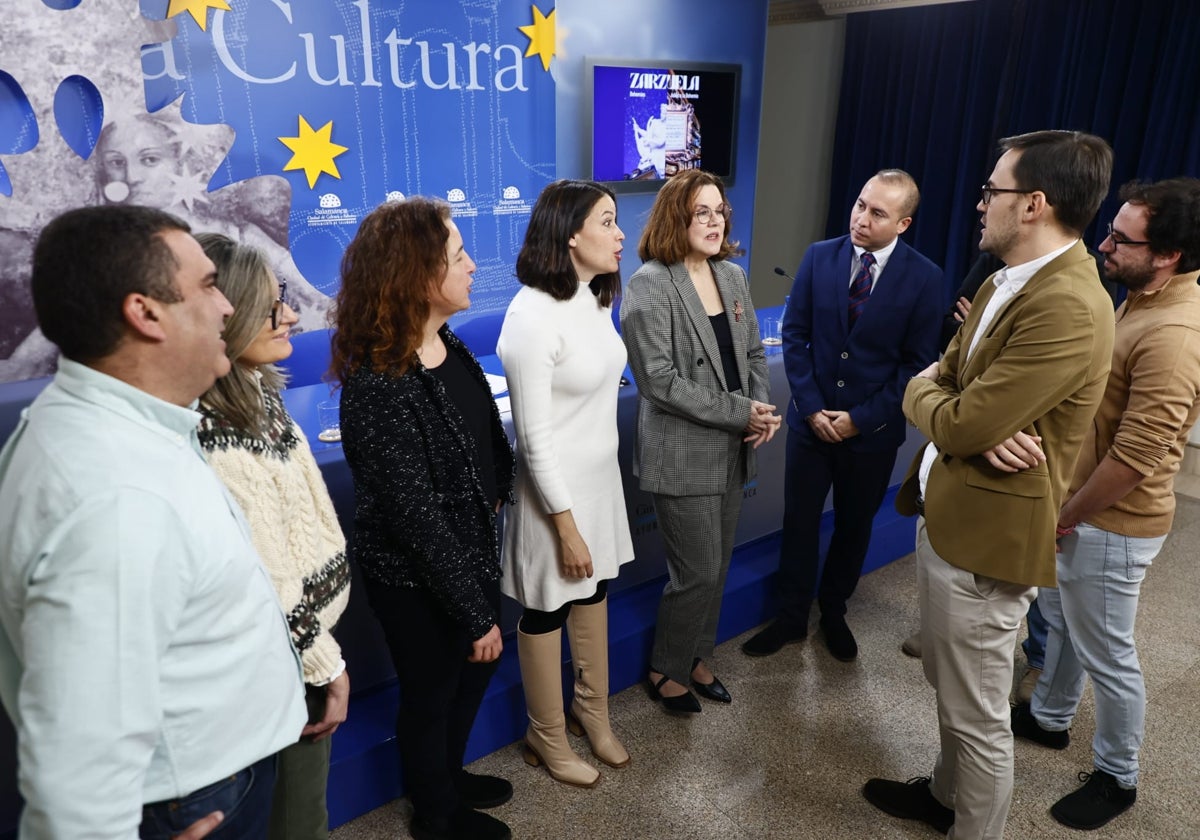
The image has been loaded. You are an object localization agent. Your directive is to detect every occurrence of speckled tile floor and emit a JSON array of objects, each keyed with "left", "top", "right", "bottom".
[{"left": 332, "top": 493, "right": 1200, "bottom": 839}]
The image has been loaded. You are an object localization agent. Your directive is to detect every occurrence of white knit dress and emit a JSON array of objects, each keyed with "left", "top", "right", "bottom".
[{"left": 498, "top": 283, "right": 635, "bottom": 611}]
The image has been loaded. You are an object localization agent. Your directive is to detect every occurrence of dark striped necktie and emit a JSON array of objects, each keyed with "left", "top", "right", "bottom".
[{"left": 848, "top": 252, "right": 875, "bottom": 326}]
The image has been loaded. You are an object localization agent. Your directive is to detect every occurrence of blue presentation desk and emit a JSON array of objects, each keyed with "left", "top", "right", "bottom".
[{"left": 0, "top": 307, "right": 925, "bottom": 832}]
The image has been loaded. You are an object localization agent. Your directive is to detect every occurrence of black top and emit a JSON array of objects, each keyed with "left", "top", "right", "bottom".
[
  {"left": 428, "top": 342, "right": 498, "bottom": 506},
  {"left": 339, "top": 326, "right": 514, "bottom": 638},
  {"left": 708, "top": 313, "right": 741, "bottom": 392}
]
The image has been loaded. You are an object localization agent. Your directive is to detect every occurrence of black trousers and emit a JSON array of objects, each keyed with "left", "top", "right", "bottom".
[
  {"left": 775, "top": 429, "right": 897, "bottom": 627},
  {"left": 364, "top": 577, "right": 500, "bottom": 822}
]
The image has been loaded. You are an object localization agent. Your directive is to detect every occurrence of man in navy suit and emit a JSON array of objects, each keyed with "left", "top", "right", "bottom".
[{"left": 743, "top": 169, "right": 942, "bottom": 660}]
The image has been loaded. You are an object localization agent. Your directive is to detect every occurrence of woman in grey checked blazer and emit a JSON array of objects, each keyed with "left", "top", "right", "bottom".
[{"left": 619, "top": 170, "right": 781, "bottom": 714}]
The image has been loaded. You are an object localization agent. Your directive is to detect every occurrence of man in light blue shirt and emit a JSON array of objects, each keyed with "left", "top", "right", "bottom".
[{"left": 0, "top": 205, "right": 306, "bottom": 839}]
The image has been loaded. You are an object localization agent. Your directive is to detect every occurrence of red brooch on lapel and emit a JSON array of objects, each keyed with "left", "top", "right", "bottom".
[{"left": 733, "top": 300, "right": 743, "bottom": 322}]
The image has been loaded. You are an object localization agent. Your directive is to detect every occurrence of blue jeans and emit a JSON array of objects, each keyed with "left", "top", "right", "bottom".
[
  {"left": 1021, "top": 596, "right": 1048, "bottom": 669},
  {"left": 140, "top": 754, "right": 278, "bottom": 839},
  {"left": 1031, "top": 523, "right": 1164, "bottom": 788}
]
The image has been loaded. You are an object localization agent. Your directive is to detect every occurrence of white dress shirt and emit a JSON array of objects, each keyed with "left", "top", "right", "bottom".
[{"left": 851, "top": 236, "right": 899, "bottom": 293}]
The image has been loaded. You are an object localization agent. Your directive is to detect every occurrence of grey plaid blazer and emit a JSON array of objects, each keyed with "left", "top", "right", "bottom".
[{"left": 619, "top": 258, "right": 771, "bottom": 496}]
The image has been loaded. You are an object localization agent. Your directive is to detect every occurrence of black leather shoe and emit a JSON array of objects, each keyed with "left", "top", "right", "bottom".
[
  {"left": 456, "top": 770, "right": 513, "bottom": 809},
  {"left": 820, "top": 614, "right": 858, "bottom": 661},
  {"left": 690, "top": 659, "right": 732, "bottom": 703},
  {"left": 1011, "top": 703, "right": 1070, "bottom": 750},
  {"left": 411, "top": 807, "right": 512, "bottom": 840},
  {"left": 862, "top": 776, "right": 954, "bottom": 835},
  {"left": 741, "top": 620, "right": 807, "bottom": 657},
  {"left": 1050, "top": 769, "right": 1136, "bottom": 830},
  {"left": 645, "top": 675, "right": 701, "bottom": 715}
]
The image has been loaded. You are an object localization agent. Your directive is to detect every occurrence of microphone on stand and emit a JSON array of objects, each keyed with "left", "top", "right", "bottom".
[{"left": 767, "top": 268, "right": 792, "bottom": 345}]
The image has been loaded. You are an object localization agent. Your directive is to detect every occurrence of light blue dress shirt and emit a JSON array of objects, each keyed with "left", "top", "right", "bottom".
[{"left": 0, "top": 359, "right": 305, "bottom": 838}]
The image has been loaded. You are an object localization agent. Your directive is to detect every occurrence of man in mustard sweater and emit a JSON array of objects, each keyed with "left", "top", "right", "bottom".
[{"left": 1011, "top": 177, "right": 1200, "bottom": 831}]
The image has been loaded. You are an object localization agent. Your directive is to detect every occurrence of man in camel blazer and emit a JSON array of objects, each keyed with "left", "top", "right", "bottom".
[{"left": 863, "top": 130, "right": 1115, "bottom": 840}]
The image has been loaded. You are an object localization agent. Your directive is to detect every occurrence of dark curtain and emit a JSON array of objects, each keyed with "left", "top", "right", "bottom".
[{"left": 825, "top": 0, "right": 1200, "bottom": 299}]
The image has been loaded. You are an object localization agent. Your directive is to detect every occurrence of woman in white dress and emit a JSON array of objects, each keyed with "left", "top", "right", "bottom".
[{"left": 498, "top": 179, "right": 635, "bottom": 788}]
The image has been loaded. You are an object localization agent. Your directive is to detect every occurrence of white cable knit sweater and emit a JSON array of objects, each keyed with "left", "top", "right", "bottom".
[{"left": 198, "top": 387, "right": 350, "bottom": 686}]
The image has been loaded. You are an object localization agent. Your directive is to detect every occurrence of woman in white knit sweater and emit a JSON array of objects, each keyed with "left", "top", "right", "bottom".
[
  {"left": 498, "top": 180, "right": 635, "bottom": 789},
  {"left": 195, "top": 234, "right": 351, "bottom": 840}
]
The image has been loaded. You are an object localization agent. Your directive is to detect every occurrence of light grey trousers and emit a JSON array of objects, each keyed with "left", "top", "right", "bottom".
[
  {"left": 917, "top": 519, "right": 1036, "bottom": 840},
  {"left": 650, "top": 434, "right": 746, "bottom": 684}
]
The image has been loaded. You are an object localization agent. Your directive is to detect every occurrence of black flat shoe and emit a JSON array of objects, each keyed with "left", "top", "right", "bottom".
[
  {"left": 820, "top": 615, "right": 858, "bottom": 662},
  {"left": 690, "top": 658, "right": 732, "bottom": 703},
  {"left": 455, "top": 770, "right": 513, "bottom": 809},
  {"left": 645, "top": 675, "right": 701, "bottom": 715},
  {"left": 741, "top": 620, "right": 807, "bottom": 657},
  {"left": 691, "top": 675, "right": 732, "bottom": 703},
  {"left": 411, "top": 807, "right": 511, "bottom": 840},
  {"left": 1011, "top": 703, "right": 1070, "bottom": 750}
]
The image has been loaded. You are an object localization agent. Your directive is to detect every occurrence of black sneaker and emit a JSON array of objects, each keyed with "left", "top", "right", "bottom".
[
  {"left": 862, "top": 776, "right": 954, "bottom": 834},
  {"left": 1011, "top": 703, "right": 1070, "bottom": 750},
  {"left": 741, "top": 620, "right": 807, "bottom": 657},
  {"left": 456, "top": 771, "right": 513, "bottom": 809},
  {"left": 1050, "top": 769, "right": 1136, "bottom": 830}
]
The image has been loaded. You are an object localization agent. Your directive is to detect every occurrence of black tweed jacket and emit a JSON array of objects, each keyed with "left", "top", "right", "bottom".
[{"left": 340, "top": 326, "right": 514, "bottom": 638}]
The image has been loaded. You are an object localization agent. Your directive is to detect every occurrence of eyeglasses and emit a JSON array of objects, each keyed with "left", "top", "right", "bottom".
[
  {"left": 269, "top": 281, "right": 289, "bottom": 330},
  {"left": 979, "top": 185, "right": 1030, "bottom": 206},
  {"left": 1105, "top": 222, "right": 1151, "bottom": 248},
  {"left": 693, "top": 204, "right": 732, "bottom": 225}
]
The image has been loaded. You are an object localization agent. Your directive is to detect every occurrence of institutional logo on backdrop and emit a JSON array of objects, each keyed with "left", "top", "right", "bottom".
[
  {"left": 385, "top": 190, "right": 406, "bottom": 203},
  {"left": 307, "top": 192, "right": 356, "bottom": 226},
  {"left": 446, "top": 187, "right": 478, "bottom": 218},
  {"left": 493, "top": 184, "right": 531, "bottom": 216}
]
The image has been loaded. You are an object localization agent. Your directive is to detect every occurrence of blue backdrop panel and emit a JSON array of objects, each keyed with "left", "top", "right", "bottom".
[{"left": 141, "top": 0, "right": 556, "bottom": 317}]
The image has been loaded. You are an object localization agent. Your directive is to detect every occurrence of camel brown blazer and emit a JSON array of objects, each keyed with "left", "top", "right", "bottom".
[{"left": 895, "top": 241, "right": 1115, "bottom": 587}]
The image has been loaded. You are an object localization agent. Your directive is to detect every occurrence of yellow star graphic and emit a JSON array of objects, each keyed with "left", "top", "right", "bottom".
[
  {"left": 278, "top": 116, "right": 350, "bottom": 189},
  {"left": 518, "top": 5, "right": 556, "bottom": 72},
  {"left": 166, "top": 0, "right": 232, "bottom": 32}
]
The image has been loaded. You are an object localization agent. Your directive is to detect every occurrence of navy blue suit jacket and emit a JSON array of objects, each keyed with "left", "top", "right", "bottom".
[{"left": 783, "top": 234, "right": 942, "bottom": 453}]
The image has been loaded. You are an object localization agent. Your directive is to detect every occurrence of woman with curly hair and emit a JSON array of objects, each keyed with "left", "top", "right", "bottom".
[{"left": 331, "top": 198, "right": 515, "bottom": 840}]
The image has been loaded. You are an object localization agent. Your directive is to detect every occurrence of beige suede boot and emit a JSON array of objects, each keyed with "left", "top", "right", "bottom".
[
  {"left": 517, "top": 627, "right": 600, "bottom": 788},
  {"left": 564, "top": 598, "right": 630, "bottom": 768}
]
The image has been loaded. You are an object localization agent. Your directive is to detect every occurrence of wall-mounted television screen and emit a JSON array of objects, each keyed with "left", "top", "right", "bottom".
[{"left": 585, "top": 58, "right": 741, "bottom": 193}]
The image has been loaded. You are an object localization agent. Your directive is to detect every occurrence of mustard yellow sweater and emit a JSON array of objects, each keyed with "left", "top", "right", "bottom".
[{"left": 1070, "top": 271, "right": 1200, "bottom": 537}]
